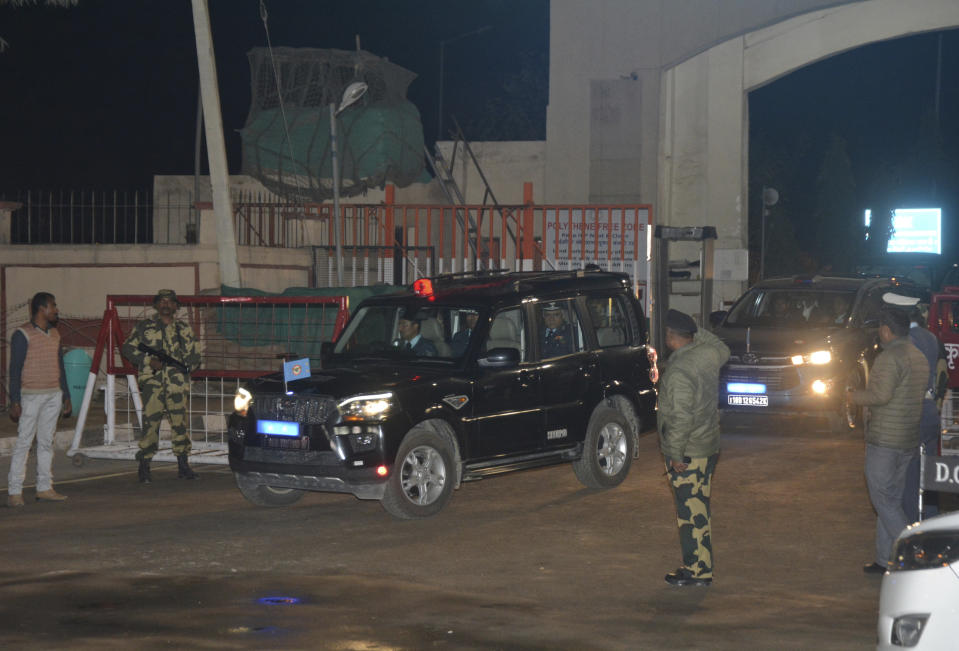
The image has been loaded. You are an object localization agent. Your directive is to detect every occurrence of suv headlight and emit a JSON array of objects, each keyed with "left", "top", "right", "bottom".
[
  {"left": 234, "top": 387, "right": 253, "bottom": 416},
  {"left": 890, "top": 530, "right": 959, "bottom": 572},
  {"left": 338, "top": 392, "right": 393, "bottom": 422},
  {"left": 790, "top": 350, "right": 831, "bottom": 365},
  {"left": 891, "top": 614, "right": 929, "bottom": 647}
]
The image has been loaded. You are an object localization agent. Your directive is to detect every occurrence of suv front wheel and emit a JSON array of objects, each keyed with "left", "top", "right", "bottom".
[
  {"left": 573, "top": 406, "right": 634, "bottom": 488},
  {"left": 235, "top": 472, "right": 306, "bottom": 507},
  {"left": 381, "top": 426, "right": 455, "bottom": 519}
]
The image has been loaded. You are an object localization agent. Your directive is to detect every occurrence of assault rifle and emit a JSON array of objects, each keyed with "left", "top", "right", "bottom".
[{"left": 137, "top": 343, "right": 190, "bottom": 374}]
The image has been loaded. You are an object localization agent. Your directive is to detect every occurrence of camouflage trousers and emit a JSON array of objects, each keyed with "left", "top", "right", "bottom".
[
  {"left": 668, "top": 453, "right": 719, "bottom": 579},
  {"left": 135, "top": 380, "right": 191, "bottom": 461}
]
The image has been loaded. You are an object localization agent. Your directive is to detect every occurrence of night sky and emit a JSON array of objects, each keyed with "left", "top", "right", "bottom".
[
  {"left": 2, "top": 0, "right": 958, "bottom": 267},
  {"left": 0, "top": 0, "right": 548, "bottom": 190}
]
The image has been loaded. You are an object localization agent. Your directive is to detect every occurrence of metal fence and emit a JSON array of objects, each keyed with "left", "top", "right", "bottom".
[{"left": 0, "top": 189, "right": 187, "bottom": 244}]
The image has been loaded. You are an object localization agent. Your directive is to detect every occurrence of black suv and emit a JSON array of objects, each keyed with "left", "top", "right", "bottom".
[
  {"left": 228, "top": 270, "right": 657, "bottom": 518},
  {"left": 712, "top": 275, "right": 927, "bottom": 432}
]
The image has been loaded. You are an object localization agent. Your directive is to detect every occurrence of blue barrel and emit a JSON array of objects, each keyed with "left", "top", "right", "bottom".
[{"left": 63, "top": 348, "right": 92, "bottom": 407}]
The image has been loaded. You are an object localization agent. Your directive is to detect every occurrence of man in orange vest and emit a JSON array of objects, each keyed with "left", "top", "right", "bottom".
[{"left": 7, "top": 292, "right": 72, "bottom": 507}]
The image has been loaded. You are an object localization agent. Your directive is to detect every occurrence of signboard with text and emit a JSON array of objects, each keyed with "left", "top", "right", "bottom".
[{"left": 542, "top": 207, "right": 651, "bottom": 313}]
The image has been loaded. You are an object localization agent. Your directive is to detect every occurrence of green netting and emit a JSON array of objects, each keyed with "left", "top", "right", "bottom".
[
  {"left": 216, "top": 284, "right": 402, "bottom": 358},
  {"left": 241, "top": 47, "right": 430, "bottom": 202}
]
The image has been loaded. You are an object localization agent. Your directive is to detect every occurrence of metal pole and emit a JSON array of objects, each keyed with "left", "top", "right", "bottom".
[
  {"left": 331, "top": 103, "right": 344, "bottom": 287},
  {"left": 760, "top": 185, "right": 766, "bottom": 280},
  {"left": 191, "top": 0, "right": 242, "bottom": 287},
  {"left": 437, "top": 43, "right": 445, "bottom": 142},
  {"left": 194, "top": 79, "right": 203, "bottom": 235}
]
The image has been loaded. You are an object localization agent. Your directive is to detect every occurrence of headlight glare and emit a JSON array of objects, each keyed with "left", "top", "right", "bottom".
[
  {"left": 809, "top": 350, "right": 831, "bottom": 364},
  {"left": 791, "top": 350, "right": 832, "bottom": 365},
  {"left": 234, "top": 387, "right": 253, "bottom": 416},
  {"left": 338, "top": 392, "right": 393, "bottom": 422}
]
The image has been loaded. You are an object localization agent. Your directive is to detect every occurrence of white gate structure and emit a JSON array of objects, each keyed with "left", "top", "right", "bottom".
[{"left": 66, "top": 294, "right": 349, "bottom": 466}]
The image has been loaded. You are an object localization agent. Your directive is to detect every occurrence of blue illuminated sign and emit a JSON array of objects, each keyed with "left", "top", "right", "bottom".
[
  {"left": 256, "top": 420, "right": 300, "bottom": 437},
  {"left": 727, "top": 382, "right": 766, "bottom": 394}
]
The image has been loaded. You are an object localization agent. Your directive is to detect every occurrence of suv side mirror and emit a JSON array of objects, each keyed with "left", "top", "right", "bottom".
[
  {"left": 478, "top": 347, "right": 520, "bottom": 368},
  {"left": 709, "top": 310, "right": 727, "bottom": 329}
]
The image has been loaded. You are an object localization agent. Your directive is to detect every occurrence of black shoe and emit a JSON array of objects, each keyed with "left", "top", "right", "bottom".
[
  {"left": 665, "top": 567, "right": 712, "bottom": 586},
  {"left": 137, "top": 459, "right": 152, "bottom": 484},
  {"left": 863, "top": 562, "right": 887, "bottom": 574},
  {"left": 177, "top": 455, "right": 197, "bottom": 480}
]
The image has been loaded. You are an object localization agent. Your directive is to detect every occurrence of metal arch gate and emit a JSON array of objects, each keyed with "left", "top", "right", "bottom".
[{"left": 66, "top": 294, "right": 349, "bottom": 466}]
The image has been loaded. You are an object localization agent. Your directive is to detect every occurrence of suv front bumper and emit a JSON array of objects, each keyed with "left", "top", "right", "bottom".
[{"left": 228, "top": 440, "right": 388, "bottom": 500}]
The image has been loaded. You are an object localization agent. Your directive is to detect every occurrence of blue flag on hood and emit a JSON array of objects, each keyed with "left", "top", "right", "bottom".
[{"left": 283, "top": 358, "right": 311, "bottom": 383}]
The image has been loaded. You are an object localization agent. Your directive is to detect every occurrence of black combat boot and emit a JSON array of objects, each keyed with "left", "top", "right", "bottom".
[
  {"left": 177, "top": 455, "right": 197, "bottom": 480},
  {"left": 138, "top": 458, "right": 152, "bottom": 484}
]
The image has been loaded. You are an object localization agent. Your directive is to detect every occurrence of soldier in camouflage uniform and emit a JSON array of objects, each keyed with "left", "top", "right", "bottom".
[
  {"left": 121, "top": 289, "right": 201, "bottom": 482},
  {"left": 657, "top": 309, "right": 730, "bottom": 586}
]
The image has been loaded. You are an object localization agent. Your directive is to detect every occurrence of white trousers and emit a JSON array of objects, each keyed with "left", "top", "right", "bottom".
[{"left": 8, "top": 390, "right": 62, "bottom": 495}]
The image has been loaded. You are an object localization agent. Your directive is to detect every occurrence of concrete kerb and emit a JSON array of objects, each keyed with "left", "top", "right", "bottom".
[{"left": 0, "top": 429, "right": 76, "bottom": 457}]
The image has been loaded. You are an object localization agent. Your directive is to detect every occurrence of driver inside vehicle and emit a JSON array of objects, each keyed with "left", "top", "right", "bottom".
[{"left": 396, "top": 312, "right": 438, "bottom": 357}]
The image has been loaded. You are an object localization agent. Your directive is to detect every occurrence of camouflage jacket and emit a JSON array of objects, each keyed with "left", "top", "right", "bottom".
[
  {"left": 121, "top": 316, "right": 200, "bottom": 386},
  {"left": 658, "top": 328, "right": 731, "bottom": 463},
  {"left": 850, "top": 336, "right": 927, "bottom": 450}
]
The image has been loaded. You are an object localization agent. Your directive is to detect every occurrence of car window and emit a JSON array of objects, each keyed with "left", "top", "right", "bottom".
[
  {"left": 333, "top": 304, "right": 482, "bottom": 361},
  {"left": 942, "top": 301, "right": 959, "bottom": 334},
  {"left": 537, "top": 299, "right": 585, "bottom": 359},
  {"left": 482, "top": 307, "right": 527, "bottom": 361},
  {"left": 856, "top": 290, "right": 885, "bottom": 325},
  {"left": 725, "top": 288, "right": 857, "bottom": 328},
  {"left": 586, "top": 295, "right": 631, "bottom": 348}
]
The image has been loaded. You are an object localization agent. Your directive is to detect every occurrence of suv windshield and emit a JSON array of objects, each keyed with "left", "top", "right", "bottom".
[
  {"left": 332, "top": 304, "right": 482, "bottom": 362},
  {"left": 725, "top": 288, "right": 856, "bottom": 328}
]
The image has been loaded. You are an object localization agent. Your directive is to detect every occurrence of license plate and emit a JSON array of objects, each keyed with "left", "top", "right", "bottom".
[
  {"left": 256, "top": 419, "right": 301, "bottom": 437},
  {"left": 728, "top": 394, "right": 768, "bottom": 407}
]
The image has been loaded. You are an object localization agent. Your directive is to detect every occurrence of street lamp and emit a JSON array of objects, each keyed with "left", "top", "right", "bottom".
[
  {"left": 437, "top": 26, "right": 491, "bottom": 141},
  {"left": 330, "top": 81, "right": 368, "bottom": 286},
  {"left": 760, "top": 186, "right": 779, "bottom": 280}
]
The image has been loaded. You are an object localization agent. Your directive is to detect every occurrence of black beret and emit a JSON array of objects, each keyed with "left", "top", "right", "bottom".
[{"left": 665, "top": 309, "right": 697, "bottom": 335}]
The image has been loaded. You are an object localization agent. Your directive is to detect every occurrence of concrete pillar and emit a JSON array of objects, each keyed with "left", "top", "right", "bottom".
[{"left": 0, "top": 201, "right": 21, "bottom": 244}]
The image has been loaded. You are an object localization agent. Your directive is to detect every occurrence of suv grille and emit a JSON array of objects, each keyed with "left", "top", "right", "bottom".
[
  {"left": 722, "top": 365, "right": 800, "bottom": 391},
  {"left": 254, "top": 395, "right": 338, "bottom": 425}
]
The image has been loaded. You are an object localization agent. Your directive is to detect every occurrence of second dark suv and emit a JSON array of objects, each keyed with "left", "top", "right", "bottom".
[
  {"left": 712, "top": 275, "right": 927, "bottom": 432},
  {"left": 228, "top": 270, "right": 657, "bottom": 518}
]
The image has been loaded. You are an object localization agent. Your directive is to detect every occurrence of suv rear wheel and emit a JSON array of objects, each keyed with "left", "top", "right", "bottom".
[
  {"left": 381, "top": 426, "right": 455, "bottom": 519},
  {"left": 234, "top": 472, "right": 305, "bottom": 507},
  {"left": 573, "top": 406, "right": 634, "bottom": 488}
]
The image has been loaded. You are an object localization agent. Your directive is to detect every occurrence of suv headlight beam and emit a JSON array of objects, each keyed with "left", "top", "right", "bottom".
[{"left": 791, "top": 350, "right": 832, "bottom": 366}]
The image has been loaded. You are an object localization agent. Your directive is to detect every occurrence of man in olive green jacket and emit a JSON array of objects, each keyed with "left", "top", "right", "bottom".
[
  {"left": 848, "top": 308, "right": 928, "bottom": 574},
  {"left": 658, "top": 309, "right": 730, "bottom": 586}
]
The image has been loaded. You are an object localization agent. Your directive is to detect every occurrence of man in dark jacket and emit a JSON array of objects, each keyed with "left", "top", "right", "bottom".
[
  {"left": 847, "top": 308, "right": 928, "bottom": 573},
  {"left": 657, "top": 309, "right": 730, "bottom": 586}
]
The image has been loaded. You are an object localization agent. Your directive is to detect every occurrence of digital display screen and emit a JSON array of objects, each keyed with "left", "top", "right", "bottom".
[
  {"left": 256, "top": 420, "right": 300, "bottom": 437},
  {"left": 864, "top": 208, "right": 941, "bottom": 254}
]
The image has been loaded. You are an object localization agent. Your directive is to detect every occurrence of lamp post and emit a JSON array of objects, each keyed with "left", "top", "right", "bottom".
[
  {"left": 437, "top": 26, "right": 491, "bottom": 141},
  {"left": 330, "top": 81, "right": 368, "bottom": 287},
  {"left": 760, "top": 186, "right": 779, "bottom": 280}
]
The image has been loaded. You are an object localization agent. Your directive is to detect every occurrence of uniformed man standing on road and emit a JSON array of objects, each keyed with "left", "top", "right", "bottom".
[
  {"left": 657, "top": 309, "right": 730, "bottom": 587},
  {"left": 122, "top": 290, "right": 201, "bottom": 483}
]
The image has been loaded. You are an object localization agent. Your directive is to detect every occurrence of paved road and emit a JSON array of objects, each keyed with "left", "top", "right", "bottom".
[{"left": 2, "top": 415, "right": 950, "bottom": 650}]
